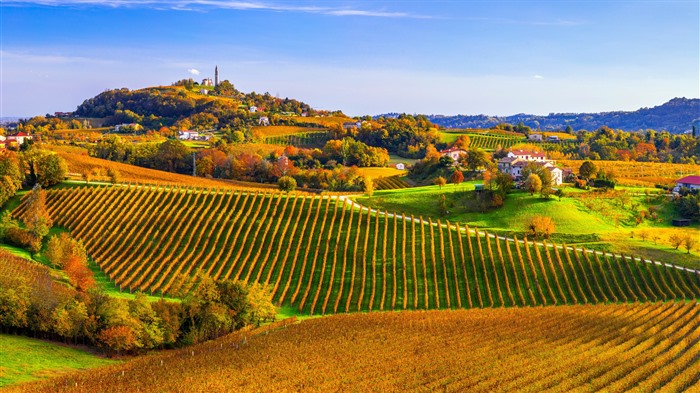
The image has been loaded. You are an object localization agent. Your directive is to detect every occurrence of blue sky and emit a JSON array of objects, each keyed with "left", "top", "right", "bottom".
[{"left": 1, "top": 0, "right": 698, "bottom": 117}]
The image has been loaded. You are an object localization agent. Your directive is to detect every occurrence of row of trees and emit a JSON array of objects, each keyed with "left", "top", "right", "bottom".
[{"left": 0, "top": 263, "right": 275, "bottom": 354}]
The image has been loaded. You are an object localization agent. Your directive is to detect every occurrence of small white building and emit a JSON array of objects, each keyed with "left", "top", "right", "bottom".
[
  {"left": 675, "top": 176, "right": 700, "bottom": 191},
  {"left": 178, "top": 130, "right": 199, "bottom": 140},
  {"left": 5, "top": 132, "right": 32, "bottom": 146},
  {"left": 439, "top": 148, "right": 467, "bottom": 163},
  {"left": 202, "top": 78, "right": 213, "bottom": 87},
  {"left": 546, "top": 135, "right": 560, "bottom": 142},
  {"left": 528, "top": 133, "right": 543, "bottom": 142},
  {"left": 200, "top": 89, "right": 209, "bottom": 95},
  {"left": 258, "top": 116, "right": 270, "bottom": 126},
  {"left": 249, "top": 106, "right": 258, "bottom": 113},
  {"left": 395, "top": 163, "right": 405, "bottom": 170}
]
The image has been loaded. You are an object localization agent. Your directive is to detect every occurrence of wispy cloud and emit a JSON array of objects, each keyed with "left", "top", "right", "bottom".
[
  {"left": 5, "top": 0, "right": 434, "bottom": 18},
  {"left": 533, "top": 74, "right": 544, "bottom": 79},
  {"left": 187, "top": 68, "right": 200, "bottom": 75},
  {"left": 0, "top": 50, "right": 115, "bottom": 64}
]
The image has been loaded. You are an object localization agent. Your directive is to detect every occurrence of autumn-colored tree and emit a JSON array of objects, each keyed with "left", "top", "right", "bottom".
[
  {"left": 525, "top": 215, "right": 556, "bottom": 239},
  {"left": 524, "top": 174, "right": 542, "bottom": 196},
  {"left": 97, "top": 325, "right": 139, "bottom": 354},
  {"left": 21, "top": 186, "right": 52, "bottom": 239},
  {"left": 246, "top": 283, "right": 276, "bottom": 326},
  {"left": 453, "top": 135, "right": 471, "bottom": 150},
  {"left": 364, "top": 176, "right": 374, "bottom": 197},
  {"left": 278, "top": 176, "right": 297, "bottom": 193},
  {"left": 64, "top": 255, "right": 95, "bottom": 292},
  {"left": 682, "top": 234, "right": 697, "bottom": 254},
  {"left": 434, "top": 176, "right": 447, "bottom": 189},
  {"left": 668, "top": 233, "right": 683, "bottom": 250},
  {"left": 450, "top": 170, "right": 464, "bottom": 186},
  {"left": 579, "top": 160, "right": 597, "bottom": 180}
]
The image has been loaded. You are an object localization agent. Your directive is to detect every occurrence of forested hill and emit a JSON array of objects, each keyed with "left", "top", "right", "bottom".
[
  {"left": 73, "top": 83, "right": 324, "bottom": 130},
  {"left": 416, "top": 98, "right": 700, "bottom": 133}
]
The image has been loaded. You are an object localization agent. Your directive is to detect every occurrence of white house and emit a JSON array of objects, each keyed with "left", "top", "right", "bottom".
[
  {"left": 395, "top": 163, "right": 405, "bottom": 170},
  {"left": 202, "top": 78, "right": 213, "bottom": 86},
  {"left": 528, "top": 133, "right": 543, "bottom": 142},
  {"left": 6, "top": 132, "right": 33, "bottom": 145},
  {"left": 258, "top": 116, "right": 270, "bottom": 126},
  {"left": 178, "top": 130, "right": 199, "bottom": 140},
  {"left": 546, "top": 135, "right": 560, "bottom": 142},
  {"left": 498, "top": 150, "right": 563, "bottom": 185},
  {"left": 439, "top": 148, "right": 467, "bottom": 163},
  {"left": 675, "top": 176, "right": 700, "bottom": 191},
  {"left": 200, "top": 89, "right": 209, "bottom": 95},
  {"left": 343, "top": 121, "right": 362, "bottom": 130},
  {"left": 249, "top": 106, "right": 258, "bottom": 113}
]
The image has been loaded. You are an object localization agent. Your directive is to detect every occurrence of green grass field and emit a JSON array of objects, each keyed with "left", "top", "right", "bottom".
[
  {"left": 354, "top": 185, "right": 700, "bottom": 269},
  {"left": 0, "top": 335, "right": 118, "bottom": 387}
]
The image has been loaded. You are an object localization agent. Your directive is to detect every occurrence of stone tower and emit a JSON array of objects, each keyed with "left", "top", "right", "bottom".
[{"left": 215, "top": 65, "right": 219, "bottom": 87}]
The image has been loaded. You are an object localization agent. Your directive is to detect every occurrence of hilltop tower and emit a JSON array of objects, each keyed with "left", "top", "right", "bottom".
[{"left": 215, "top": 65, "right": 219, "bottom": 87}]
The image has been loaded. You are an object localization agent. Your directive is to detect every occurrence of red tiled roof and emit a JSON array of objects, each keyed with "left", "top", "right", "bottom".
[
  {"left": 511, "top": 149, "right": 546, "bottom": 157},
  {"left": 677, "top": 176, "right": 700, "bottom": 186},
  {"left": 440, "top": 148, "right": 467, "bottom": 154}
]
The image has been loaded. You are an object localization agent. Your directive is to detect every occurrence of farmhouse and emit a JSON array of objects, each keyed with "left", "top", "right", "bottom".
[
  {"left": 439, "top": 148, "right": 467, "bottom": 163},
  {"left": 675, "top": 175, "right": 700, "bottom": 191},
  {"left": 178, "top": 130, "right": 199, "bottom": 140},
  {"left": 528, "top": 133, "right": 543, "bottom": 142},
  {"left": 497, "top": 149, "right": 563, "bottom": 185},
  {"left": 343, "top": 121, "right": 362, "bottom": 130},
  {"left": 395, "top": 163, "right": 405, "bottom": 170},
  {"left": 5, "top": 131, "right": 33, "bottom": 146},
  {"left": 259, "top": 116, "right": 270, "bottom": 126}
]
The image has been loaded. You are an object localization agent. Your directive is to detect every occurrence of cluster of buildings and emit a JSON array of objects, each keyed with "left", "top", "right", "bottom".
[
  {"left": 439, "top": 147, "right": 569, "bottom": 186},
  {"left": 0, "top": 132, "right": 33, "bottom": 149},
  {"left": 178, "top": 130, "right": 211, "bottom": 141},
  {"left": 497, "top": 150, "right": 571, "bottom": 186}
]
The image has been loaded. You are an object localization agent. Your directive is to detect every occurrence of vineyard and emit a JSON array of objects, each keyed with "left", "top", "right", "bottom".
[
  {"left": 18, "top": 185, "right": 700, "bottom": 315},
  {"left": 465, "top": 133, "right": 524, "bottom": 150},
  {"left": 559, "top": 159, "right": 700, "bottom": 186},
  {"left": 374, "top": 176, "right": 410, "bottom": 190},
  {"left": 0, "top": 249, "right": 76, "bottom": 300},
  {"left": 11, "top": 302, "right": 700, "bottom": 392},
  {"left": 251, "top": 125, "right": 326, "bottom": 137},
  {"left": 45, "top": 145, "right": 293, "bottom": 192},
  {"left": 263, "top": 131, "right": 330, "bottom": 148}
]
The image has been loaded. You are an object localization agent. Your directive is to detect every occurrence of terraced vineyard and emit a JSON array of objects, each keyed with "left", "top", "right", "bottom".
[
  {"left": 465, "top": 133, "right": 524, "bottom": 150},
  {"left": 374, "top": 175, "right": 410, "bottom": 190},
  {"left": 11, "top": 302, "right": 700, "bottom": 392},
  {"left": 18, "top": 185, "right": 700, "bottom": 314},
  {"left": 263, "top": 131, "right": 330, "bottom": 147}
]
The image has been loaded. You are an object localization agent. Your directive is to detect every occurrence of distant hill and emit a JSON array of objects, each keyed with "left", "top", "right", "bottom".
[{"left": 388, "top": 98, "right": 700, "bottom": 134}]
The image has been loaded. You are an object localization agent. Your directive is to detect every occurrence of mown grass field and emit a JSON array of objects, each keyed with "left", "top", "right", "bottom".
[
  {"left": 9, "top": 302, "right": 700, "bottom": 393},
  {"left": 354, "top": 184, "right": 700, "bottom": 269},
  {"left": 14, "top": 185, "right": 700, "bottom": 316},
  {"left": 0, "top": 335, "right": 118, "bottom": 388}
]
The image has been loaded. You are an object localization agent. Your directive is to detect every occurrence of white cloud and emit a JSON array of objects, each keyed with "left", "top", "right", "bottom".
[
  {"left": 5, "top": 0, "right": 433, "bottom": 18},
  {"left": 533, "top": 74, "right": 544, "bottom": 79},
  {"left": 187, "top": 68, "right": 200, "bottom": 75}
]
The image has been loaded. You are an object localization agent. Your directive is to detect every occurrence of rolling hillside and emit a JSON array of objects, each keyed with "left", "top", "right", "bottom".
[
  {"left": 15, "top": 185, "right": 700, "bottom": 315},
  {"left": 425, "top": 98, "right": 700, "bottom": 133},
  {"left": 9, "top": 302, "right": 700, "bottom": 392}
]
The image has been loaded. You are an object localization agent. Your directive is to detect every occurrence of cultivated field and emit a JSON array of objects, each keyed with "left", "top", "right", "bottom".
[
  {"left": 16, "top": 185, "right": 700, "bottom": 314},
  {"left": 9, "top": 302, "right": 700, "bottom": 392},
  {"left": 559, "top": 159, "right": 700, "bottom": 187}
]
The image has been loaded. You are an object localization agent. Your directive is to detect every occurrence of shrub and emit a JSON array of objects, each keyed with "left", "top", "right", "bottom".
[
  {"left": 277, "top": 176, "right": 297, "bottom": 192},
  {"left": 525, "top": 215, "right": 556, "bottom": 239}
]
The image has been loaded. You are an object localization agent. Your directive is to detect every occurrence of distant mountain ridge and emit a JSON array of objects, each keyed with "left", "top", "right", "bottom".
[{"left": 382, "top": 98, "right": 700, "bottom": 134}]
